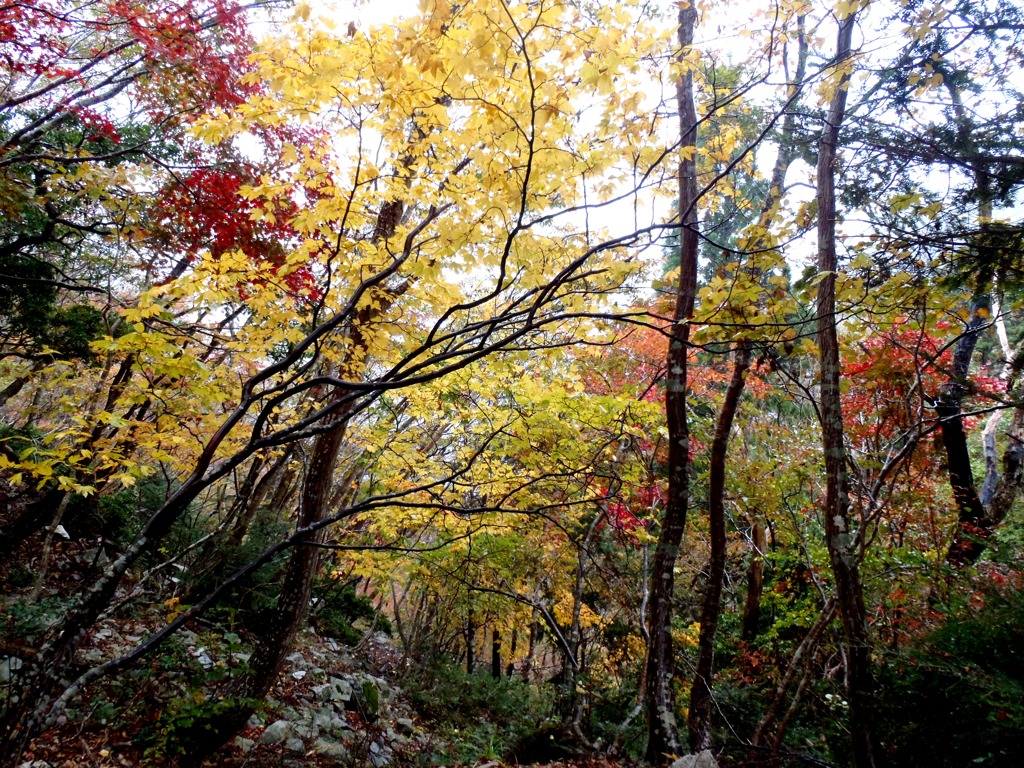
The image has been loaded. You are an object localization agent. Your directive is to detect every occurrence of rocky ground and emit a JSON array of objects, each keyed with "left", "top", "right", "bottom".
[
  {"left": 9, "top": 621, "right": 642, "bottom": 768},
  {"left": 2, "top": 537, "right": 646, "bottom": 768}
]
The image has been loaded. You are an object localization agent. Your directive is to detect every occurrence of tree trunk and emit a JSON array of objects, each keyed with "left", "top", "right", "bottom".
[
  {"left": 466, "top": 608, "right": 476, "bottom": 675},
  {"left": 491, "top": 628, "right": 502, "bottom": 679},
  {"left": 688, "top": 343, "right": 750, "bottom": 750},
  {"left": 685, "top": 11, "right": 806, "bottom": 745},
  {"left": 644, "top": 5, "right": 698, "bottom": 763},
  {"left": 742, "top": 519, "right": 766, "bottom": 643},
  {"left": 181, "top": 414, "right": 351, "bottom": 763},
  {"left": 750, "top": 598, "right": 836, "bottom": 756},
  {"left": 938, "top": 299, "right": 991, "bottom": 566},
  {"left": 814, "top": 10, "right": 878, "bottom": 767},
  {"left": 523, "top": 611, "right": 538, "bottom": 682}
]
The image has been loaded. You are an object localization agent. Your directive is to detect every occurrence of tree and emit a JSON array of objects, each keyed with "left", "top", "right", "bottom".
[
  {"left": 0, "top": 0, "right": 671, "bottom": 758},
  {"left": 843, "top": 0, "right": 1024, "bottom": 569},
  {"left": 643, "top": 3, "right": 699, "bottom": 761},
  {"left": 0, "top": 0, "right": 293, "bottom": 555},
  {"left": 813, "top": 6, "right": 879, "bottom": 766}
]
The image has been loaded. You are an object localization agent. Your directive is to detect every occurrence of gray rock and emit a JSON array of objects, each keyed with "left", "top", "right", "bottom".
[
  {"left": 285, "top": 737, "right": 305, "bottom": 753},
  {"left": 0, "top": 657, "right": 24, "bottom": 683},
  {"left": 329, "top": 676, "right": 353, "bottom": 700},
  {"left": 395, "top": 717, "right": 415, "bottom": 736},
  {"left": 260, "top": 719, "right": 293, "bottom": 745},
  {"left": 79, "top": 647, "right": 105, "bottom": 663},
  {"left": 81, "top": 546, "right": 110, "bottom": 566},
  {"left": 313, "top": 710, "right": 336, "bottom": 730},
  {"left": 671, "top": 750, "right": 720, "bottom": 768},
  {"left": 294, "top": 723, "right": 318, "bottom": 741},
  {"left": 313, "top": 683, "right": 333, "bottom": 701},
  {"left": 314, "top": 738, "right": 349, "bottom": 760},
  {"left": 234, "top": 737, "right": 256, "bottom": 753}
]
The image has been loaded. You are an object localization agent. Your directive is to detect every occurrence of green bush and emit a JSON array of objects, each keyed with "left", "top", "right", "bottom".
[
  {"left": 1, "top": 595, "right": 71, "bottom": 645},
  {"left": 311, "top": 581, "right": 391, "bottom": 645},
  {"left": 878, "top": 582, "right": 1024, "bottom": 767},
  {"left": 182, "top": 505, "right": 291, "bottom": 631},
  {"left": 142, "top": 695, "right": 264, "bottom": 764},
  {"left": 402, "top": 660, "right": 556, "bottom": 765}
]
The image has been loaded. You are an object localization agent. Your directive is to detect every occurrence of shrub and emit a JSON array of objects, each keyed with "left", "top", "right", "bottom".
[
  {"left": 878, "top": 581, "right": 1024, "bottom": 767},
  {"left": 402, "top": 660, "right": 556, "bottom": 765},
  {"left": 311, "top": 581, "right": 391, "bottom": 645}
]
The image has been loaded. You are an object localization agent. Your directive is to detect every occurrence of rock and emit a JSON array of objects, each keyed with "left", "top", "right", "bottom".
[
  {"left": 314, "top": 738, "right": 349, "bottom": 760},
  {"left": 395, "top": 717, "right": 415, "bottom": 736},
  {"left": 234, "top": 737, "right": 256, "bottom": 754},
  {"left": 313, "top": 710, "right": 336, "bottom": 730},
  {"left": 191, "top": 647, "right": 214, "bottom": 668},
  {"left": 79, "top": 647, "right": 105, "bottom": 663},
  {"left": 314, "top": 677, "right": 353, "bottom": 705},
  {"left": 671, "top": 750, "right": 720, "bottom": 768},
  {"left": 81, "top": 547, "right": 110, "bottom": 567},
  {"left": 313, "top": 684, "right": 332, "bottom": 701},
  {"left": 260, "top": 719, "right": 293, "bottom": 745},
  {"left": 294, "top": 723, "right": 318, "bottom": 741},
  {"left": 331, "top": 676, "right": 353, "bottom": 698},
  {"left": 177, "top": 630, "right": 200, "bottom": 645},
  {"left": 285, "top": 737, "right": 305, "bottom": 753},
  {"left": 0, "top": 657, "right": 24, "bottom": 683}
]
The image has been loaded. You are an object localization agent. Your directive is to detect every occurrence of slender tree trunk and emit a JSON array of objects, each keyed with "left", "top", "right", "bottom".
[
  {"left": 466, "top": 607, "right": 476, "bottom": 675},
  {"left": 182, "top": 200, "right": 411, "bottom": 761},
  {"left": 491, "top": 628, "right": 502, "bottom": 679},
  {"left": 750, "top": 598, "right": 836, "bottom": 756},
  {"left": 685, "top": 13, "right": 807, "bottom": 744},
  {"left": 688, "top": 343, "right": 750, "bottom": 750},
  {"left": 814, "top": 11, "right": 878, "bottom": 767},
  {"left": 939, "top": 311, "right": 1024, "bottom": 566},
  {"left": 742, "top": 519, "right": 766, "bottom": 643},
  {"left": 181, "top": 414, "right": 351, "bottom": 762},
  {"left": 938, "top": 298, "right": 990, "bottom": 566},
  {"left": 506, "top": 628, "right": 517, "bottom": 677},
  {"left": 523, "top": 611, "right": 538, "bottom": 683},
  {"left": 644, "top": 5, "right": 698, "bottom": 763}
]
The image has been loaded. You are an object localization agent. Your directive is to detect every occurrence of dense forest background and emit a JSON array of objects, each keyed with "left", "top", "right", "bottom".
[{"left": 1, "top": 0, "right": 1023, "bottom": 766}]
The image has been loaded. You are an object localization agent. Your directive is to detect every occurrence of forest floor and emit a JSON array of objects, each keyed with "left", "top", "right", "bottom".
[
  {"left": 10, "top": 602, "right": 638, "bottom": 768},
  {"left": 2, "top": 538, "right": 647, "bottom": 768}
]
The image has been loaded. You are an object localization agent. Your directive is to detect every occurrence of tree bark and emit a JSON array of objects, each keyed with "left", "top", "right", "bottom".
[
  {"left": 506, "top": 628, "right": 517, "bottom": 677},
  {"left": 742, "top": 519, "right": 766, "bottom": 643},
  {"left": 466, "top": 607, "right": 476, "bottom": 675},
  {"left": 491, "top": 628, "right": 502, "bottom": 679},
  {"left": 687, "top": 343, "right": 750, "bottom": 750},
  {"left": 814, "top": 10, "right": 879, "bottom": 767},
  {"left": 938, "top": 299, "right": 990, "bottom": 566},
  {"left": 179, "top": 412, "right": 352, "bottom": 763},
  {"left": 644, "top": 5, "right": 698, "bottom": 763}
]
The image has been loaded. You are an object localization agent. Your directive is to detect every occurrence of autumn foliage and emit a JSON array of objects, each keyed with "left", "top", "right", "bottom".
[{"left": 0, "top": 1, "right": 1023, "bottom": 766}]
